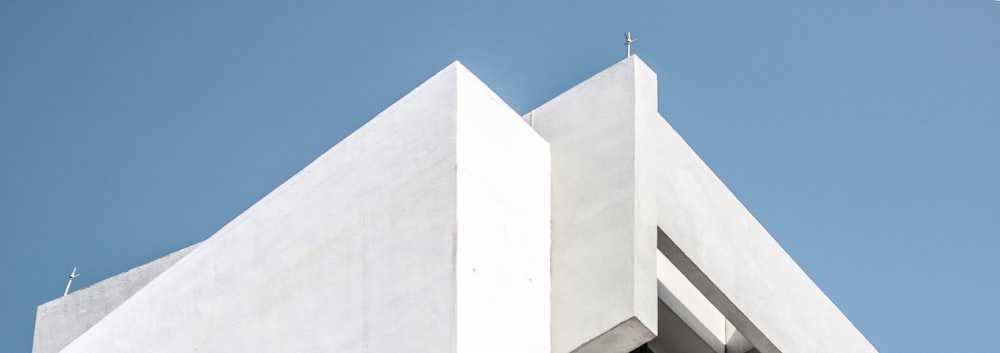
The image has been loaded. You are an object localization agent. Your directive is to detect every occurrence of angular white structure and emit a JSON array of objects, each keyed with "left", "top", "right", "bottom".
[
  {"left": 33, "top": 57, "right": 878, "bottom": 353},
  {"left": 526, "top": 58, "right": 659, "bottom": 353}
]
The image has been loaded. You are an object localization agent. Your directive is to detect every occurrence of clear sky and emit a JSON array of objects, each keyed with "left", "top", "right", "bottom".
[{"left": 1, "top": 1, "right": 997, "bottom": 352}]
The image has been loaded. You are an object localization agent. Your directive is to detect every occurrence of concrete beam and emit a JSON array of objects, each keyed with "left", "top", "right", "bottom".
[
  {"left": 651, "top": 111, "right": 879, "bottom": 352},
  {"left": 649, "top": 251, "right": 725, "bottom": 353},
  {"left": 455, "top": 63, "right": 551, "bottom": 353}
]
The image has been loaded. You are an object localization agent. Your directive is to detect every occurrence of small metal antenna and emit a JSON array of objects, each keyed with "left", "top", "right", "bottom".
[
  {"left": 63, "top": 267, "right": 80, "bottom": 296},
  {"left": 625, "top": 32, "right": 638, "bottom": 57}
]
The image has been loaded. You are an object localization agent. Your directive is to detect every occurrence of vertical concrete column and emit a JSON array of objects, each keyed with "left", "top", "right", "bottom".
[
  {"left": 526, "top": 56, "right": 659, "bottom": 353},
  {"left": 455, "top": 63, "right": 551, "bottom": 353}
]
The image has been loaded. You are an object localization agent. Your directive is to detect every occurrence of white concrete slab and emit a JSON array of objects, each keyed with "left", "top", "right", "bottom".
[
  {"left": 525, "top": 56, "right": 659, "bottom": 353},
  {"left": 52, "top": 61, "right": 550, "bottom": 353},
  {"left": 32, "top": 243, "right": 199, "bottom": 353},
  {"left": 651, "top": 113, "right": 879, "bottom": 352}
]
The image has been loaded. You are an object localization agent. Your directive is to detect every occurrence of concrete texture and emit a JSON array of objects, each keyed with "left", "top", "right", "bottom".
[
  {"left": 651, "top": 113, "right": 879, "bottom": 352},
  {"left": 43, "top": 61, "right": 550, "bottom": 353},
  {"left": 454, "top": 64, "right": 551, "bottom": 353},
  {"left": 33, "top": 56, "right": 878, "bottom": 353},
  {"left": 32, "top": 243, "right": 199, "bottom": 353},
  {"left": 652, "top": 251, "right": 725, "bottom": 353},
  {"left": 649, "top": 251, "right": 756, "bottom": 353},
  {"left": 525, "top": 55, "right": 875, "bottom": 353},
  {"left": 525, "top": 56, "right": 659, "bottom": 353}
]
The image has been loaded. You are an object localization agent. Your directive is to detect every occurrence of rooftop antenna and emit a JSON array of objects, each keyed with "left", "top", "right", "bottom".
[
  {"left": 625, "top": 32, "right": 638, "bottom": 57},
  {"left": 63, "top": 267, "right": 79, "bottom": 296}
]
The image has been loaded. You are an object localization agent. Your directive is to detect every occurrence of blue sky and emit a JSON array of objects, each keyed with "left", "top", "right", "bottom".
[{"left": 1, "top": 1, "right": 997, "bottom": 351}]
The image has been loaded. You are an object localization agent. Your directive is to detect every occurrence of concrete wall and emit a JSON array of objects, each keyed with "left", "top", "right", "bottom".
[
  {"left": 652, "top": 106, "right": 879, "bottom": 352},
  {"left": 525, "top": 55, "right": 876, "bottom": 353},
  {"left": 32, "top": 243, "right": 199, "bottom": 353},
  {"left": 46, "top": 62, "right": 550, "bottom": 353},
  {"left": 34, "top": 56, "right": 877, "bottom": 353},
  {"left": 454, "top": 63, "right": 551, "bottom": 353},
  {"left": 526, "top": 56, "right": 658, "bottom": 353}
]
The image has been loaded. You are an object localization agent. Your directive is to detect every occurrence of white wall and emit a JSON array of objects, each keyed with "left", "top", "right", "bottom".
[
  {"left": 33, "top": 243, "right": 198, "bottom": 353},
  {"left": 35, "top": 56, "right": 877, "bottom": 353},
  {"left": 652, "top": 113, "right": 879, "bottom": 352},
  {"left": 455, "top": 66, "right": 550, "bottom": 353},
  {"left": 526, "top": 56, "right": 658, "bottom": 353},
  {"left": 50, "top": 61, "right": 550, "bottom": 353}
]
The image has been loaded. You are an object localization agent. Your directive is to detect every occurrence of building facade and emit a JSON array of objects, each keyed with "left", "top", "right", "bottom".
[{"left": 33, "top": 57, "right": 878, "bottom": 353}]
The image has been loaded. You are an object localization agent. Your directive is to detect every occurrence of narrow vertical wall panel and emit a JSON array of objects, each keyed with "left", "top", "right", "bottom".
[
  {"left": 455, "top": 65, "right": 551, "bottom": 353},
  {"left": 526, "top": 56, "right": 658, "bottom": 353}
]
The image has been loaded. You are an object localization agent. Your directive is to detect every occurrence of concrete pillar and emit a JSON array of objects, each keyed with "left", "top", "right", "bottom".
[{"left": 526, "top": 56, "right": 659, "bottom": 353}]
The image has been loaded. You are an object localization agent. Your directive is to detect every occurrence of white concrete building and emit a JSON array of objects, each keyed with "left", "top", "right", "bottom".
[{"left": 33, "top": 57, "right": 878, "bottom": 353}]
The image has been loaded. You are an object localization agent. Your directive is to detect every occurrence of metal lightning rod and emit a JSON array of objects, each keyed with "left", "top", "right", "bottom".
[
  {"left": 63, "top": 267, "right": 79, "bottom": 296},
  {"left": 625, "top": 32, "right": 638, "bottom": 57}
]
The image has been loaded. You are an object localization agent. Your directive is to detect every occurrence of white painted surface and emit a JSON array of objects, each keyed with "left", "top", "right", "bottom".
[
  {"left": 454, "top": 65, "right": 551, "bottom": 353},
  {"left": 651, "top": 114, "right": 879, "bottom": 352},
  {"left": 33, "top": 56, "right": 878, "bottom": 353},
  {"left": 654, "top": 251, "right": 725, "bottom": 353},
  {"left": 51, "top": 61, "right": 550, "bottom": 353},
  {"left": 32, "top": 243, "right": 198, "bottom": 353},
  {"left": 526, "top": 56, "right": 658, "bottom": 353},
  {"left": 524, "top": 55, "right": 875, "bottom": 353}
]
